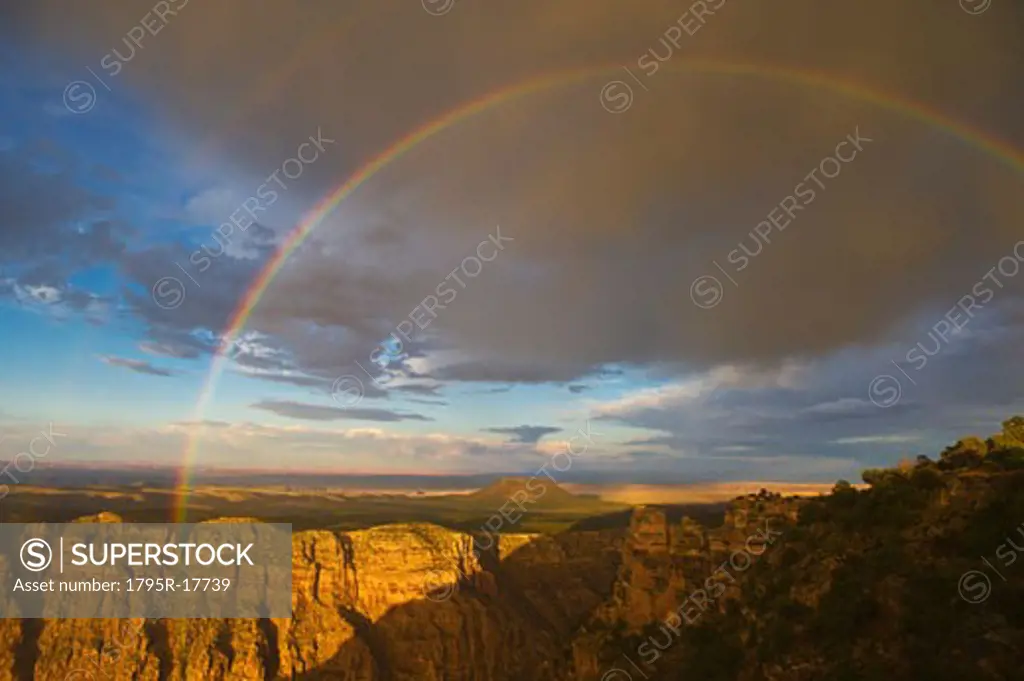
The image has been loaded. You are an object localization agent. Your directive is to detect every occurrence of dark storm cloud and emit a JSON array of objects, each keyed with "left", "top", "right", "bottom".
[
  {"left": 482, "top": 425, "right": 563, "bottom": 445},
  {"left": 99, "top": 355, "right": 175, "bottom": 377},
  {"left": 6, "top": 1, "right": 1024, "bottom": 394},
  {"left": 114, "top": 238, "right": 285, "bottom": 374},
  {"left": 250, "top": 372, "right": 392, "bottom": 401},
  {"left": 568, "top": 384, "right": 589, "bottom": 394},
  {"left": 0, "top": 148, "right": 121, "bottom": 281},
  {"left": 251, "top": 399, "right": 433, "bottom": 422},
  {"left": 118, "top": 242, "right": 269, "bottom": 335},
  {"left": 594, "top": 320, "right": 1024, "bottom": 470},
  {"left": 431, "top": 360, "right": 598, "bottom": 384}
]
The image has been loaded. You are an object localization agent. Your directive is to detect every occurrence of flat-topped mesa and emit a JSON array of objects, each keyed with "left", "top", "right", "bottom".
[{"left": 467, "top": 476, "right": 581, "bottom": 508}]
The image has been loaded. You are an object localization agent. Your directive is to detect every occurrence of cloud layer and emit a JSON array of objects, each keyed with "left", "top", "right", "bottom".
[{"left": 1, "top": 1, "right": 1022, "bottom": 478}]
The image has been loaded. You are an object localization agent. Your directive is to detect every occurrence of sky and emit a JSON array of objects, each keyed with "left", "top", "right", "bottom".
[{"left": 0, "top": 0, "right": 1022, "bottom": 484}]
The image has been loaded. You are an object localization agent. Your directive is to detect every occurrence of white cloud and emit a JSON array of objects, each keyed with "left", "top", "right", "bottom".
[
  {"left": 9, "top": 420, "right": 534, "bottom": 473},
  {"left": 830, "top": 434, "right": 921, "bottom": 445},
  {"left": 184, "top": 187, "right": 239, "bottom": 226},
  {"left": 589, "top": 361, "right": 808, "bottom": 417}
]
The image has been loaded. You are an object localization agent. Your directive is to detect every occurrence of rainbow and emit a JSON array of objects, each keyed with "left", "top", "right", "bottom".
[{"left": 172, "top": 58, "right": 1024, "bottom": 522}]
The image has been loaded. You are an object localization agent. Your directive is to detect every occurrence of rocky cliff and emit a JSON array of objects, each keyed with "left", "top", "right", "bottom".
[
  {"left": 0, "top": 495, "right": 794, "bottom": 680},
  {"left": 3, "top": 433, "right": 1021, "bottom": 681}
]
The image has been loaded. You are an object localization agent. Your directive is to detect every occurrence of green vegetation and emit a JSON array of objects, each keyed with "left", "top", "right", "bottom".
[{"left": 650, "top": 417, "right": 1024, "bottom": 680}]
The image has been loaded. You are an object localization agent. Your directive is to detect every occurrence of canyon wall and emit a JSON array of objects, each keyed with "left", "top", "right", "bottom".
[{"left": 0, "top": 495, "right": 798, "bottom": 680}]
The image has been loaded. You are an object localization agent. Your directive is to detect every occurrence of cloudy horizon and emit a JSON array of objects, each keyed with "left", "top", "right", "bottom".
[{"left": 1, "top": 0, "right": 1022, "bottom": 484}]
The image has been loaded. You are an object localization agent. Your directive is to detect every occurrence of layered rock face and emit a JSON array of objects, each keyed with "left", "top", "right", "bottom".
[
  {"left": 616, "top": 492, "right": 795, "bottom": 629},
  {"left": 0, "top": 498, "right": 795, "bottom": 680},
  {"left": 569, "top": 492, "right": 797, "bottom": 679}
]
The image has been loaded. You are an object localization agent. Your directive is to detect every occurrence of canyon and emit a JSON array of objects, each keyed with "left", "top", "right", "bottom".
[
  {"left": 1, "top": 430, "right": 1023, "bottom": 680},
  {"left": 0, "top": 491, "right": 793, "bottom": 680}
]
